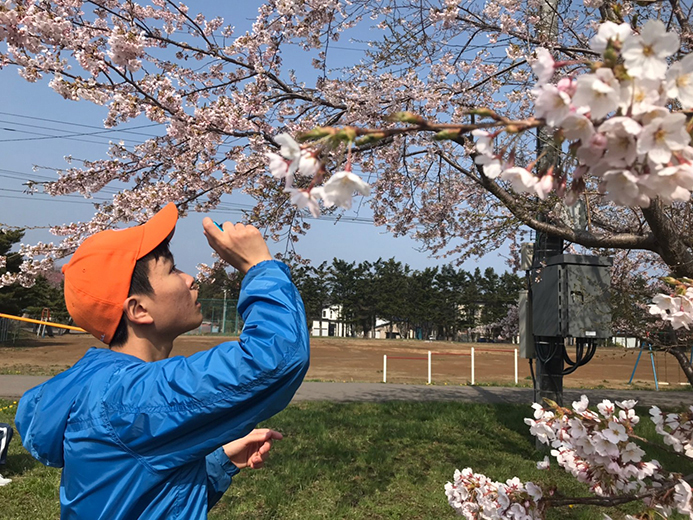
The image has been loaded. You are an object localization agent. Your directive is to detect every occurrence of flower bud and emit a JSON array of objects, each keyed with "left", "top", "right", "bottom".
[
  {"left": 603, "top": 47, "right": 619, "bottom": 67},
  {"left": 433, "top": 129, "right": 462, "bottom": 140},
  {"left": 355, "top": 132, "right": 386, "bottom": 146},
  {"left": 389, "top": 112, "right": 426, "bottom": 125},
  {"left": 296, "top": 127, "right": 334, "bottom": 142},
  {"left": 661, "top": 276, "right": 679, "bottom": 286},
  {"left": 341, "top": 127, "right": 358, "bottom": 142},
  {"left": 469, "top": 107, "right": 498, "bottom": 119}
]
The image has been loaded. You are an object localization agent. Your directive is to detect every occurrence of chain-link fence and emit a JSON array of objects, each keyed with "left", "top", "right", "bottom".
[
  {"left": 187, "top": 298, "right": 242, "bottom": 336},
  {"left": 0, "top": 316, "right": 20, "bottom": 344}
]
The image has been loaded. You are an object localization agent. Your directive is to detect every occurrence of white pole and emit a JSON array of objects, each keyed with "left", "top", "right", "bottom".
[
  {"left": 428, "top": 351, "right": 432, "bottom": 384},
  {"left": 221, "top": 289, "right": 227, "bottom": 335},
  {"left": 471, "top": 347, "right": 475, "bottom": 385},
  {"left": 514, "top": 348, "right": 518, "bottom": 385},
  {"left": 383, "top": 354, "right": 387, "bottom": 383}
]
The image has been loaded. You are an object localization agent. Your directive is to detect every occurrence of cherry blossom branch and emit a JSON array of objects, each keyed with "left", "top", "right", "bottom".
[
  {"left": 546, "top": 473, "right": 693, "bottom": 507},
  {"left": 666, "top": 0, "right": 693, "bottom": 45},
  {"left": 629, "top": 433, "right": 693, "bottom": 460},
  {"left": 455, "top": 9, "right": 601, "bottom": 57},
  {"left": 439, "top": 151, "right": 658, "bottom": 251}
]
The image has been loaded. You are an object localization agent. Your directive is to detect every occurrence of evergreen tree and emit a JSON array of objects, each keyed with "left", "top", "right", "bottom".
[{"left": 0, "top": 229, "right": 68, "bottom": 320}]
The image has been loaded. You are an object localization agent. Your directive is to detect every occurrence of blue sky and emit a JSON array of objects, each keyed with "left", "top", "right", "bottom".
[{"left": 0, "top": 1, "right": 510, "bottom": 276}]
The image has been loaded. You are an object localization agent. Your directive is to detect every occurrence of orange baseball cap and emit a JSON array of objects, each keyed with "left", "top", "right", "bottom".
[{"left": 62, "top": 203, "right": 179, "bottom": 344}]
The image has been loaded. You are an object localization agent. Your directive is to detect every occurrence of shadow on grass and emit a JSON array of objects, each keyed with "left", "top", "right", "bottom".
[{"left": 4, "top": 453, "right": 41, "bottom": 477}]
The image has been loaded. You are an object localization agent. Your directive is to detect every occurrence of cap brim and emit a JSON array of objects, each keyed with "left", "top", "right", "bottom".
[{"left": 138, "top": 203, "right": 179, "bottom": 259}]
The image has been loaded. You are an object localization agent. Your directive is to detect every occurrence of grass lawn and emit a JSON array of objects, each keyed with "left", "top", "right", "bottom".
[{"left": 0, "top": 399, "right": 689, "bottom": 519}]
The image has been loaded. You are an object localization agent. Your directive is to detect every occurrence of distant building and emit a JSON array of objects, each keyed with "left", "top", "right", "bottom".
[{"left": 311, "top": 305, "right": 352, "bottom": 337}]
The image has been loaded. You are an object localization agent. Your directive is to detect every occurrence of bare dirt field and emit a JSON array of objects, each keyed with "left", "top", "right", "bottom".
[{"left": 1, "top": 332, "right": 690, "bottom": 391}]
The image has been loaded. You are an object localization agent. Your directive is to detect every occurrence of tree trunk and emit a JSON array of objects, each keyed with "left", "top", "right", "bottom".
[
  {"left": 641, "top": 201, "right": 693, "bottom": 278},
  {"left": 667, "top": 346, "right": 693, "bottom": 386}
]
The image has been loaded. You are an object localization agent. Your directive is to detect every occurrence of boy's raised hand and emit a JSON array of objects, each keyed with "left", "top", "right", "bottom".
[
  {"left": 222, "top": 428, "right": 283, "bottom": 470},
  {"left": 202, "top": 218, "right": 273, "bottom": 274}
]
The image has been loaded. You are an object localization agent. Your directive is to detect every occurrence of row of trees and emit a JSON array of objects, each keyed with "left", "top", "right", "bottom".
[
  {"left": 194, "top": 257, "right": 524, "bottom": 340},
  {"left": 293, "top": 259, "right": 524, "bottom": 340}
]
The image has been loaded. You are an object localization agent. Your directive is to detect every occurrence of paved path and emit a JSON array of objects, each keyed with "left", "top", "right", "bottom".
[{"left": 0, "top": 375, "right": 690, "bottom": 407}]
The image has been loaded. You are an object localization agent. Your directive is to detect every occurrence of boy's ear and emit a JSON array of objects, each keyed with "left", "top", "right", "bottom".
[{"left": 122, "top": 295, "right": 154, "bottom": 326}]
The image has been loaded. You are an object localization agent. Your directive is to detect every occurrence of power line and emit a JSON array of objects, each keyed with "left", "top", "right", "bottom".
[
  {"left": 0, "top": 119, "right": 162, "bottom": 144},
  {"left": 1, "top": 190, "right": 376, "bottom": 225},
  {"left": 0, "top": 111, "right": 161, "bottom": 137},
  {"left": 0, "top": 128, "right": 135, "bottom": 147},
  {"left": 0, "top": 125, "right": 149, "bottom": 145},
  {"left": 0, "top": 187, "right": 111, "bottom": 201},
  {"left": 0, "top": 193, "right": 102, "bottom": 205}
]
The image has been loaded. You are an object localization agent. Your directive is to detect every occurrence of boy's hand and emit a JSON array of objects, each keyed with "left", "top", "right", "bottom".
[
  {"left": 222, "top": 428, "right": 283, "bottom": 470},
  {"left": 202, "top": 219, "right": 273, "bottom": 274}
]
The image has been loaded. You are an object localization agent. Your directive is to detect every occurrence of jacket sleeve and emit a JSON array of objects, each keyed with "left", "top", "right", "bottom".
[
  {"left": 206, "top": 447, "right": 239, "bottom": 510},
  {"left": 100, "top": 260, "right": 310, "bottom": 471}
]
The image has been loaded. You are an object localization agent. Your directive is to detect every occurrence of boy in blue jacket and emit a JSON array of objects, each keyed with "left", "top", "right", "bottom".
[{"left": 15, "top": 203, "right": 310, "bottom": 519}]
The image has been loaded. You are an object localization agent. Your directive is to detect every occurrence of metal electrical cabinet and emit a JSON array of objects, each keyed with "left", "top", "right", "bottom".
[{"left": 531, "top": 254, "right": 612, "bottom": 338}]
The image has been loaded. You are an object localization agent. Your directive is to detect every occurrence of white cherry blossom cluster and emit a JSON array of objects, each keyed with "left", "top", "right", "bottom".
[
  {"left": 266, "top": 133, "right": 371, "bottom": 217},
  {"left": 649, "top": 285, "right": 693, "bottom": 330},
  {"left": 530, "top": 396, "right": 692, "bottom": 516},
  {"left": 527, "top": 396, "right": 662, "bottom": 496},
  {"left": 473, "top": 20, "right": 693, "bottom": 206},
  {"left": 447, "top": 396, "right": 693, "bottom": 518},
  {"left": 106, "top": 29, "right": 146, "bottom": 72},
  {"left": 650, "top": 405, "right": 693, "bottom": 459},
  {"left": 445, "top": 468, "right": 544, "bottom": 519}
]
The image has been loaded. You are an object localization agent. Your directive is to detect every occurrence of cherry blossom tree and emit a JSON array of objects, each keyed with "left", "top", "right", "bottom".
[
  {"left": 2, "top": 3, "right": 693, "bottom": 516},
  {"left": 0, "top": 0, "right": 692, "bottom": 375}
]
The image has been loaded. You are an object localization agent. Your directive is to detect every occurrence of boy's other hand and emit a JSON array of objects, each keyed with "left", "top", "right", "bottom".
[
  {"left": 202, "top": 219, "right": 273, "bottom": 274},
  {"left": 222, "top": 428, "right": 283, "bottom": 470}
]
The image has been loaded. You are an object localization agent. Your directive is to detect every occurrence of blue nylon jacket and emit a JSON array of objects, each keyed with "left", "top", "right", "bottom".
[{"left": 15, "top": 260, "right": 310, "bottom": 519}]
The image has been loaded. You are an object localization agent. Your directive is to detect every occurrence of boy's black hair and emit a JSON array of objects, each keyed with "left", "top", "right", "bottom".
[{"left": 109, "top": 235, "right": 174, "bottom": 348}]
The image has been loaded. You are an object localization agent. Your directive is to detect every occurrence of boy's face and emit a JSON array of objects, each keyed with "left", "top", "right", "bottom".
[{"left": 141, "top": 256, "right": 203, "bottom": 339}]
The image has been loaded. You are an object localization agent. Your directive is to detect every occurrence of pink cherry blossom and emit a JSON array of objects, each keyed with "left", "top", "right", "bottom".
[
  {"left": 571, "top": 68, "right": 620, "bottom": 120},
  {"left": 319, "top": 171, "right": 371, "bottom": 210},
  {"left": 533, "top": 84, "right": 571, "bottom": 127},
  {"left": 501, "top": 167, "right": 540, "bottom": 197},
  {"left": 600, "top": 169, "right": 651, "bottom": 207},
  {"left": 531, "top": 48, "right": 554, "bottom": 85},
  {"left": 666, "top": 54, "right": 693, "bottom": 108},
  {"left": 536, "top": 456, "right": 550, "bottom": 470},
  {"left": 621, "top": 20, "right": 680, "bottom": 80},
  {"left": 475, "top": 154, "right": 502, "bottom": 179},
  {"left": 561, "top": 113, "right": 595, "bottom": 143},
  {"left": 285, "top": 187, "right": 321, "bottom": 218},
  {"left": 637, "top": 113, "right": 691, "bottom": 164},
  {"left": 589, "top": 22, "right": 632, "bottom": 55}
]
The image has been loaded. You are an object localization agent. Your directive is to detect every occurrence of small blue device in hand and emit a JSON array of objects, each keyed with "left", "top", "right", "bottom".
[{"left": 213, "top": 221, "right": 224, "bottom": 232}]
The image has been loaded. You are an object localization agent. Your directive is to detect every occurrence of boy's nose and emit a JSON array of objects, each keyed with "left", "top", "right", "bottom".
[{"left": 183, "top": 272, "right": 197, "bottom": 289}]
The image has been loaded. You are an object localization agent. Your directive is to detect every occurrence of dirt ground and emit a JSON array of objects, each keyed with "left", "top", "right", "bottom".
[{"left": 1, "top": 332, "right": 690, "bottom": 391}]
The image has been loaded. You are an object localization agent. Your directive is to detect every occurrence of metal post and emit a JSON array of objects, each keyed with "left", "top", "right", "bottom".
[
  {"left": 628, "top": 341, "right": 645, "bottom": 384},
  {"left": 649, "top": 346, "right": 660, "bottom": 391},
  {"left": 383, "top": 355, "right": 387, "bottom": 383},
  {"left": 534, "top": 337, "right": 564, "bottom": 407}
]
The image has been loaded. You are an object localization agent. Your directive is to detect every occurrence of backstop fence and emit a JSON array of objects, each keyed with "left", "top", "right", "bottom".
[{"left": 186, "top": 298, "right": 243, "bottom": 336}]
